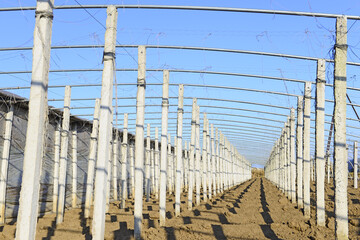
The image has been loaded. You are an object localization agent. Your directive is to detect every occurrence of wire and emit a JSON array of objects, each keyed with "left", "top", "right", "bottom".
[{"left": 73, "top": 0, "right": 138, "bottom": 64}]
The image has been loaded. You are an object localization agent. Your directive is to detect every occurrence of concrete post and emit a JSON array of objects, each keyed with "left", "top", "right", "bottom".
[
  {"left": 327, "top": 155, "right": 331, "bottom": 184},
  {"left": 134, "top": 45, "right": 146, "bottom": 239},
  {"left": 175, "top": 85, "right": 184, "bottom": 217},
  {"left": 229, "top": 145, "right": 233, "bottom": 187},
  {"left": 315, "top": 59, "right": 326, "bottom": 226},
  {"left": 333, "top": 16, "right": 348, "bottom": 240},
  {"left": 56, "top": 86, "right": 71, "bottom": 224},
  {"left": 145, "top": 124, "right": 151, "bottom": 202},
  {"left": 111, "top": 135, "right": 118, "bottom": 201},
  {"left": 151, "top": 148, "right": 155, "bottom": 195},
  {"left": 354, "top": 142, "right": 358, "bottom": 189},
  {"left": 195, "top": 105, "right": 201, "bottom": 206},
  {"left": 159, "top": 70, "right": 169, "bottom": 226},
  {"left": 187, "top": 99, "right": 196, "bottom": 210},
  {"left": 211, "top": 124, "right": 216, "bottom": 197},
  {"left": 296, "top": 96, "right": 304, "bottom": 209},
  {"left": 285, "top": 119, "right": 290, "bottom": 199},
  {"left": 129, "top": 145, "right": 135, "bottom": 198},
  {"left": 215, "top": 128, "right": 220, "bottom": 194},
  {"left": 223, "top": 138, "right": 226, "bottom": 190},
  {"left": 290, "top": 108, "right": 296, "bottom": 203},
  {"left": 167, "top": 134, "right": 172, "bottom": 194},
  {"left": 202, "top": 113, "right": 208, "bottom": 202},
  {"left": 226, "top": 139, "right": 229, "bottom": 190},
  {"left": 280, "top": 130, "right": 285, "bottom": 193},
  {"left": 303, "top": 81, "right": 312, "bottom": 218},
  {"left": 120, "top": 113, "right": 128, "bottom": 208},
  {"left": 0, "top": 105, "right": 14, "bottom": 224},
  {"left": 112, "top": 134, "right": 118, "bottom": 201},
  {"left": 276, "top": 140, "right": 280, "bottom": 188},
  {"left": 154, "top": 127, "right": 159, "bottom": 199},
  {"left": 15, "top": 1, "right": 54, "bottom": 238},
  {"left": 183, "top": 141, "right": 188, "bottom": 191},
  {"left": 71, "top": 127, "right": 78, "bottom": 208},
  {"left": 224, "top": 136, "right": 228, "bottom": 190},
  {"left": 206, "top": 120, "right": 212, "bottom": 199},
  {"left": 173, "top": 136, "right": 177, "bottom": 195},
  {"left": 310, "top": 158, "right": 314, "bottom": 182},
  {"left": 106, "top": 139, "right": 113, "bottom": 214},
  {"left": 84, "top": 99, "right": 100, "bottom": 218},
  {"left": 52, "top": 121, "right": 61, "bottom": 214},
  {"left": 91, "top": 6, "right": 117, "bottom": 239},
  {"left": 278, "top": 136, "right": 282, "bottom": 190},
  {"left": 112, "top": 135, "right": 119, "bottom": 204},
  {"left": 219, "top": 132, "right": 224, "bottom": 193},
  {"left": 225, "top": 138, "right": 227, "bottom": 188}
]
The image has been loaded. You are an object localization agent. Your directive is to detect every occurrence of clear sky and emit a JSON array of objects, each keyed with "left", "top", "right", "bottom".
[{"left": 0, "top": 0, "right": 359, "bottom": 167}]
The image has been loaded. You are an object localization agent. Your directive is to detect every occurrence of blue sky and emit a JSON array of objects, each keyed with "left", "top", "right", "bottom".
[{"left": 0, "top": 0, "right": 359, "bottom": 167}]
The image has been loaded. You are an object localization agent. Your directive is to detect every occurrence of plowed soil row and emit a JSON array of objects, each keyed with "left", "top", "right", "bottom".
[{"left": 1, "top": 177, "right": 359, "bottom": 239}]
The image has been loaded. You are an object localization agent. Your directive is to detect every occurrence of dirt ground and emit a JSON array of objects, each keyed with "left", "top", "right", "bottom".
[{"left": 0, "top": 177, "right": 359, "bottom": 239}]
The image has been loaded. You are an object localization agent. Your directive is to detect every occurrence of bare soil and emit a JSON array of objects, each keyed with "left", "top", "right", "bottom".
[{"left": 0, "top": 177, "right": 359, "bottom": 239}]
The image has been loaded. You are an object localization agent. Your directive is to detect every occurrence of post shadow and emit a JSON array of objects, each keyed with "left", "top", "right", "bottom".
[
  {"left": 260, "top": 179, "right": 279, "bottom": 240},
  {"left": 211, "top": 224, "right": 227, "bottom": 240}
]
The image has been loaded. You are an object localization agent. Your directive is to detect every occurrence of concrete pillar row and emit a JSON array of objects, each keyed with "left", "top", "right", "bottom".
[{"left": 0, "top": 106, "right": 14, "bottom": 224}]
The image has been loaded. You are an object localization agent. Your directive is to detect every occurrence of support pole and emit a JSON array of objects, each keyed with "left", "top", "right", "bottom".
[
  {"left": 15, "top": 1, "right": 54, "bottom": 238},
  {"left": 285, "top": 118, "right": 290, "bottom": 199},
  {"left": 154, "top": 127, "right": 159, "bottom": 199},
  {"left": 315, "top": 59, "right": 326, "bottom": 226},
  {"left": 112, "top": 133, "right": 118, "bottom": 201},
  {"left": 71, "top": 126, "right": 78, "bottom": 208},
  {"left": 92, "top": 6, "right": 117, "bottom": 239},
  {"left": 333, "top": 15, "right": 348, "bottom": 240},
  {"left": 219, "top": 132, "right": 224, "bottom": 193},
  {"left": 167, "top": 134, "right": 172, "bottom": 194},
  {"left": 290, "top": 108, "right": 296, "bottom": 203},
  {"left": 0, "top": 105, "right": 14, "bottom": 224},
  {"left": 84, "top": 99, "right": 100, "bottom": 218},
  {"left": 187, "top": 99, "right": 196, "bottom": 210},
  {"left": 206, "top": 119, "right": 212, "bottom": 200},
  {"left": 296, "top": 96, "right": 304, "bottom": 209},
  {"left": 175, "top": 84, "right": 184, "bottom": 217},
  {"left": 134, "top": 45, "right": 146, "bottom": 239},
  {"left": 56, "top": 86, "right": 71, "bottom": 224},
  {"left": 211, "top": 124, "right": 216, "bottom": 197},
  {"left": 173, "top": 136, "right": 177, "bottom": 195},
  {"left": 120, "top": 113, "right": 128, "bottom": 208},
  {"left": 215, "top": 128, "right": 220, "bottom": 195},
  {"left": 183, "top": 141, "right": 188, "bottom": 192},
  {"left": 354, "top": 141, "right": 358, "bottom": 189},
  {"left": 202, "top": 113, "right": 208, "bottom": 202},
  {"left": 327, "top": 155, "right": 331, "bottom": 184},
  {"left": 145, "top": 124, "right": 151, "bottom": 202},
  {"left": 151, "top": 148, "right": 155, "bottom": 195},
  {"left": 52, "top": 121, "right": 61, "bottom": 214},
  {"left": 159, "top": 70, "right": 169, "bottom": 226},
  {"left": 106, "top": 139, "right": 113, "bottom": 214},
  {"left": 195, "top": 105, "right": 201, "bottom": 206},
  {"left": 129, "top": 145, "right": 135, "bottom": 198},
  {"left": 303, "top": 81, "right": 312, "bottom": 218}
]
